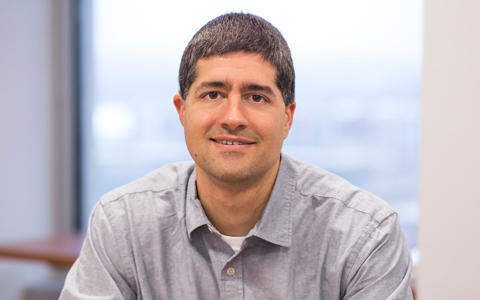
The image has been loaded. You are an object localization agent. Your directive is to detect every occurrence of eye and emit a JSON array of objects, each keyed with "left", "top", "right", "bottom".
[
  {"left": 251, "top": 94, "right": 266, "bottom": 103},
  {"left": 206, "top": 92, "right": 220, "bottom": 100}
]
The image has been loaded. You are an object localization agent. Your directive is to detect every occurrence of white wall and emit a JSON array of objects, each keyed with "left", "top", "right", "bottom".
[
  {"left": 0, "top": 1, "right": 74, "bottom": 299},
  {"left": 419, "top": 0, "right": 480, "bottom": 299}
]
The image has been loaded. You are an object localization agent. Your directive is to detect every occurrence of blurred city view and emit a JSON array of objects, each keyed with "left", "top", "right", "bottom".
[{"left": 82, "top": 0, "right": 422, "bottom": 258}]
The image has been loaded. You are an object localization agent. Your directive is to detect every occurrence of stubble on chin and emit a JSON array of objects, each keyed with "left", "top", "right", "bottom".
[
  {"left": 196, "top": 151, "right": 281, "bottom": 193},
  {"left": 195, "top": 154, "right": 261, "bottom": 187}
]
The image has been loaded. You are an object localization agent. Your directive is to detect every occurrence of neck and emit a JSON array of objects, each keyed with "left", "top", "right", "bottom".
[{"left": 196, "top": 158, "right": 280, "bottom": 236}]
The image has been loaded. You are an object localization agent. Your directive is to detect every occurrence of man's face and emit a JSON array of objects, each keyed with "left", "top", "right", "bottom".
[{"left": 174, "top": 51, "right": 295, "bottom": 184}]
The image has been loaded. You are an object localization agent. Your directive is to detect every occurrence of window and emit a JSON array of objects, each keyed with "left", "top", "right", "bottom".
[{"left": 80, "top": 0, "right": 422, "bottom": 259}]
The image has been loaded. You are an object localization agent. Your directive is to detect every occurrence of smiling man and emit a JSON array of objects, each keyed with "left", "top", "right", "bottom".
[
  {"left": 173, "top": 51, "right": 295, "bottom": 237},
  {"left": 60, "top": 13, "right": 413, "bottom": 300}
]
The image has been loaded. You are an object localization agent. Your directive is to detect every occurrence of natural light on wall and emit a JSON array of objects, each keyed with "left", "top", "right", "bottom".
[{"left": 82, "top": 0, "right": 423, "bottom": 263}]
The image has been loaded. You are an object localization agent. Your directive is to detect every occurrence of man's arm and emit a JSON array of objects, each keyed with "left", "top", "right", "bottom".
[
  {"left": 343, "top": 213, "right": 414, "bottom": 300},
  {"left": 60, "top": 203, "right": 136, "bottom": 300}
]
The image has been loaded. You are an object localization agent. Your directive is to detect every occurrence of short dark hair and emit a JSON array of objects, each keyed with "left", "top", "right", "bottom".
[{"left": 178, "top": 13, "right": 295, "bottom": 106}]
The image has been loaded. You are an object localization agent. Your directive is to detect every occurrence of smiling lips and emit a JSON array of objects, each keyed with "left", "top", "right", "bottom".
[{"left": 212, "top": 139, "right": 253, "bottom": 145}]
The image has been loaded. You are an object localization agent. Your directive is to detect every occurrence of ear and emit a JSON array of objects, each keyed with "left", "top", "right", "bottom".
[
  {"left": 284, "top": 101, "right": 296, "bottom": 139},
  {"left": 173, "top": 94, "right": 186, "bottom": 127}
]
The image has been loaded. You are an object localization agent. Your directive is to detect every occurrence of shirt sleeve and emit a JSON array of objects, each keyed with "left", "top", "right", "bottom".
[
  {"left": 343, "top": 213, "right": 414, "bottom": 300},
  {"left": 59, "top": 203, "right": 136, "bottom": 300}
]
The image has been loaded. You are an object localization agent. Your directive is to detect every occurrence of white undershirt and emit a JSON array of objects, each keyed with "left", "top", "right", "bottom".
[{"left": 220, "top": 234, "right": 247, "bottom": 253}]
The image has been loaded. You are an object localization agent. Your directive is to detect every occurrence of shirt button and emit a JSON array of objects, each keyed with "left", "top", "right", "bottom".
[{"left": 227, "top": 267, "right": 235, "bottom": 276}]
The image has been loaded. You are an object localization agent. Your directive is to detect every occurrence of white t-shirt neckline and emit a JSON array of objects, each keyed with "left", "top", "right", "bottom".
[{"left": 220, "top": 234, "right": 247, "bottom": 253}]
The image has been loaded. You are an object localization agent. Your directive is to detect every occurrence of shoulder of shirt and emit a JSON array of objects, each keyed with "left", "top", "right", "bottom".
[
  {"left": 284, "top": 154, "right": 396, "bottom": 224},
  {"left": 98, "top": 161, "right": 195, "bottom": 206}
]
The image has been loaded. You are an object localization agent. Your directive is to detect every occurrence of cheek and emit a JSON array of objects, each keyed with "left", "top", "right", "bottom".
[
  {"left": 184, "top": 109, "right": 217, "bottom": 136},
  {"left": 258, "top": 118, "right": 286, "bottom": 142}
]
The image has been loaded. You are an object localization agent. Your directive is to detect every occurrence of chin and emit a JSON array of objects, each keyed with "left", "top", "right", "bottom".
[
  {"left": 204, "top": 164, "right": 260, "bottom": 185},
  {"left": 212, "top": 168, "right": 253, "bottom": 182}
]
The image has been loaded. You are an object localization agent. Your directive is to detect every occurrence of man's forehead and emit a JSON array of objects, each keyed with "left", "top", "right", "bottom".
[
  {"left": 193, "top": 52, "right": 277, "bottom": 83},
  {"left": 196, "top": 52, "right": 276, "bottom": 72}
]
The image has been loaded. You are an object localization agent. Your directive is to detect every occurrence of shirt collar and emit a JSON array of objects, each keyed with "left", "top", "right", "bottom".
[
  {"left": 185, "top": 168, "right": 209, "bottom": 240},
  {"left": 253, "top": 153, "right": 296, "bottom": 247},
  {"left": 185, "top": 153, "right": 297, "bottom": 247}
]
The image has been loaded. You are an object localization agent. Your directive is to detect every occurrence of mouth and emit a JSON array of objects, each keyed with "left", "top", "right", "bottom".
[{"left": 212, "top": 139, "right": 254, "bottom": 145}]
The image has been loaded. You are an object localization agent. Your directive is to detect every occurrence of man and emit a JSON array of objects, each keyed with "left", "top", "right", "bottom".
[{"left": 60, "top": 13, "right": 413, "bottom": 300}]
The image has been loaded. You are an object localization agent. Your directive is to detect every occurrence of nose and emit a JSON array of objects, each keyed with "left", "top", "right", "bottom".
[{"left": 218, "top": 94, "right": 248, "bottom": 131}]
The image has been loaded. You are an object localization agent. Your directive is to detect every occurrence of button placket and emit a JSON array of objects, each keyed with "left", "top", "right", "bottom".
[{"left": 222, "top": 253, "right": 243, "bottom": 300}]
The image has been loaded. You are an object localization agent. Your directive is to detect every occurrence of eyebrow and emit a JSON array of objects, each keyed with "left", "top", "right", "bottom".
[
  {"left": 194, "top": 81, "right": 231, "bottom": 94},
  {"left": 194, "top": 81, "right": 276, "bottom": 98},
  {"left": 240, "top": 83, "right": 275, "bottom": 97}
]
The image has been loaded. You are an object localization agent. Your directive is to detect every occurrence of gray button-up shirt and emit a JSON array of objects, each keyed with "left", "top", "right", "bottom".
[{"left": 60, "top": 154, "right": 413, "bottom": 299}]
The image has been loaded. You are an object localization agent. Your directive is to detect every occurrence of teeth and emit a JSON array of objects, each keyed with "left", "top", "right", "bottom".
[{"left": 215, "top": 140, "right": 247, "bottom": 145}]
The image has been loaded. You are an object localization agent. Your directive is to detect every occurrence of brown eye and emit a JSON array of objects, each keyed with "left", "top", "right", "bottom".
[
  {"left": 208, "top": 92, "right": 219, "bottom": 99},
  {"left": 252, "top": 95, "right": 263, "bottom": 102}
]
